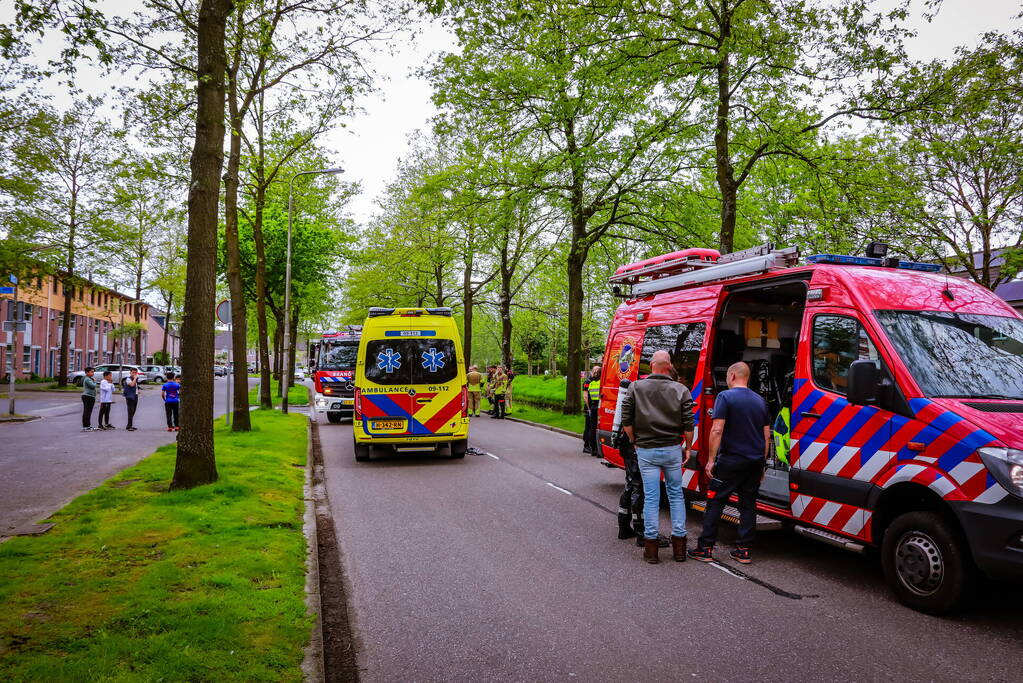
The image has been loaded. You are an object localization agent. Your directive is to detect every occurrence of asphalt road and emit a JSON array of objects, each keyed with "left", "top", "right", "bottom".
[
  {"left": 0, "top": 377, "right": 249, "bottom": 535},
  {"left": 318, "top": 413, "right": 1023, "bottom": 682}
]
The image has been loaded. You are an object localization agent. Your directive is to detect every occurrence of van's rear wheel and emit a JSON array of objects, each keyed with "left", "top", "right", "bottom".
[
  {"left": 450, "top": 439, "right": 467, "bottom": 459},
  {"left": 326, "top": 412, "right": 343, "bottom": 424},
  {"left": 881, "top": 511, "right": 971, "bottom": 615},
  {"left": 354, "top": 437, "right": 370, "bottom": 462}
]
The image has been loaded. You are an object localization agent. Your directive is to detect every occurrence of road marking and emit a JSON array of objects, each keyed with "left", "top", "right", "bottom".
[
  {"left": 708, "top": 561, "right": 744, "bottom": 578},
  {"left": 486, "top": 453, "right": 500, "bottom": 460},
  {"left": 546, "top": 482, "right": 572, "bottom": 495}
]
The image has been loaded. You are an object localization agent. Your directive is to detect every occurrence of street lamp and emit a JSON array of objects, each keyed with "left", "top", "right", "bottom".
[{"left": 282, "top": 166, "right": 344, "bottom": 414}]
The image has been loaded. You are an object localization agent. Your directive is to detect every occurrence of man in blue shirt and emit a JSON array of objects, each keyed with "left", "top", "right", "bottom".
[
  {"left": 162, "top": 372, "right": 181, "bottom": 432},
  {"left": 689, "top": 362, "right": 770, "bottom": 564}
]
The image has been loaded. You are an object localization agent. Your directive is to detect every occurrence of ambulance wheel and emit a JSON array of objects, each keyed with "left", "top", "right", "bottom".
[
  {"left": 881, "top": 511, "right": 971, "bottom": 615},
  {"left": 450, "top": 439, "right": 467, "bottom": 459},
  {"left": 354, "top": 438, "right": 370, "bottom": 462},
  {"left": 326, "top": 412, "right": 343, "bottom": 424}
]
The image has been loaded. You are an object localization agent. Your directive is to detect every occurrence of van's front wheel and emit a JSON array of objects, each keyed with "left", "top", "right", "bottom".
[
  {"left": 881, "top": 511, "right": 971, "bottom": 615},
  {"left": 450, "top": 439, "right": 467, "bottom": 459},
  {"left": 354, "top": 437, "right": 371, "bottom": 462}
]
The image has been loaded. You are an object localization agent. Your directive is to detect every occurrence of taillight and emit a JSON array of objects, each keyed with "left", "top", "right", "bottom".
[
  {"left": 460, "top": 385, "right": 468, "bottom": 417},
  {"left": 354, "top": 388, "right": 362, "bottom": 419}
]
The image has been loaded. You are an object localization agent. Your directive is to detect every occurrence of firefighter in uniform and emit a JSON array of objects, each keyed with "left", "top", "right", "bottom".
[{"left": 612, "top": 378, "right": 670, "bottom": 547}]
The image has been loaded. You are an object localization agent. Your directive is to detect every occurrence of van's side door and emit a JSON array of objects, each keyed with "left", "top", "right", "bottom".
[
  {"left": 597, "top": 329, "right": 644, "bottom": 462},
  {"left": 789, "top": 310, "right": 895, "bottom": 540}
]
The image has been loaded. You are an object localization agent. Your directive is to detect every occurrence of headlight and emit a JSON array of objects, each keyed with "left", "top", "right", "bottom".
[
  {"left": 315, "top": 398, "right": 328, "bottom": 407},
  {"left": 978, "top": 447, "right": 1023, "bottom": 498}
]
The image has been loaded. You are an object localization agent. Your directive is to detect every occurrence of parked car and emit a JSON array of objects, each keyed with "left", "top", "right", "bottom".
[
  {"left": 213, "top": 365, "right": 230, "bottom": 377},
  {"left": 294, "top": 367, "right": 306, "bottom": 381},
  {"left": 69, "top": 364, "right": 150, "bottom": 387},
  {"left": 139, "top": 364, "right": 176, "bottom": 383}
]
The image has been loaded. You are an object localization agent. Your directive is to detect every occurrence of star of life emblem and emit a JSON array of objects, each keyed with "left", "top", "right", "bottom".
[
  {"left": 421, "top": 347, "right": 446, "bottom": 372},
  {"left": 376, "top": 348, "right": 402, "bottom": 373}
]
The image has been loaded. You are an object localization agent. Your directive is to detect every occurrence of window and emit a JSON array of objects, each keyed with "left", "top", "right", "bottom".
[
  {"left": 23, "top": 345, "right": 31, "bottom": 372},
  {"left": 52, "top": 278, "right": 58, "bottom": 294},
  {"left": 875, "top": 310, "right": 1023, "bottom": 400},
  {"left": 638, "top": 322, "right": 706, "bottom": 388},
  {"left": 363, "top": 339, "right": 459, "bottom": 386},
  {"left": 22, "top": 304, "right": 32, "bottom": 321},
  {"left": 812, "top": 315, "right": 879, "bottom": 395},
  {"left": 90, "top": 290, "right": 95, "bottom": 305},
  {"left": 320, "top": 342, "right": 359, "bottom": 370}
]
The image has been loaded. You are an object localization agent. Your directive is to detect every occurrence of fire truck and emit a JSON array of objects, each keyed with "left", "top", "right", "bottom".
[
  {"left": 598, "top": 242, "right": 1023, "bottom": 614},
  {"left": 310, "top": 327, "right": 361, "bottom": 424}
]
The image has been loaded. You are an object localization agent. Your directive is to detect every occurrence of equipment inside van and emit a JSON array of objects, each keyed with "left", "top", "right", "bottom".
[{"left": 599, "top": 243, "right": 1023, "bottom": 614}]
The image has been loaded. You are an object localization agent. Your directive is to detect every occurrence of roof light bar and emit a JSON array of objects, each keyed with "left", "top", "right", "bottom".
[{"left": 806, "top": 254, "right": 941, "bottom": 272}]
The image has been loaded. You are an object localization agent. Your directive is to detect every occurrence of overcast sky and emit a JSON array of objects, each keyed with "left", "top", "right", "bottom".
[{"left": 7, "top": 1, "right": 1022, "bottom": 225}]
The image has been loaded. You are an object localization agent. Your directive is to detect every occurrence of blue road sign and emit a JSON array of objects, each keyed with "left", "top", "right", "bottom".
[
  {"left": 0, "top": 286, "right": 14, "bottom": 294},
  {"left": 8, "top": 274, "right": 16, "bottom": 284}
]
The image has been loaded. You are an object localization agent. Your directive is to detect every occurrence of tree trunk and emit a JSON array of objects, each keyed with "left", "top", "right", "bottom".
[
  {"left": 161, "top": 291, "right": 173, "bottom": 358},
  {"left": 499, "top": 243, "right": 513, "bottom": 371},
  {"left": 461, "top": 241, "right": 474, "bottom": 369},
  {"left": 134, "top": 274, "right": 142, "bottom": 364},
  {"left": 222, "top": 13, "right": 251, "bottom": 431},
  {"left": 58, "top": 275, "right": 73, "bottom": 385},
  {"left": 713, "top": 9, "right": 736, "bottom": 254},
  {"left": 171, "top": 0, "right": 233, "bottom": 490},
  {"left": 564, "top": 248, "right": 585, "bottom": 414},
  {"left": 287, "top": 306, "right": 299, "bottom": 392},
  {"left": 252, "top": 95, "right": 274, "bottom": 409}
]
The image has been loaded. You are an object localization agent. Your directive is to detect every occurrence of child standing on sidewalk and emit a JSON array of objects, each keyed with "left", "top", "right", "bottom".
[
  {"left": 162, "top": 371, "right": 181, "bottom": 431},
  {"left": 97, "top": 370, "right": 115, "bottom": 430}
]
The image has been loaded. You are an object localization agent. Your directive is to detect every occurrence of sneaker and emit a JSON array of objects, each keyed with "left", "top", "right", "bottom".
[
  {"left": 167, "top": 427, "right": 174, "bottom": 432},
  {"left": 81, "top": 427, "right": 91, "bottom": 432},
  {"left": 729, "top": 546, "right": 752, "bottom": 564},
  {"left": 687, "top": 546, "right": 714, "bottom": 562},
  {"left": 174, "top": 427, "right": 180, "bottom": 431}
]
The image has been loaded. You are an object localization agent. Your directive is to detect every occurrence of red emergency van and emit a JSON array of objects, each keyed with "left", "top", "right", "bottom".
[
  {"left": 310, "top": 327, "right": 361, "bottom": 423},
  {"left": 597, "top": 243, "right": 1023, "bottom": 614}
]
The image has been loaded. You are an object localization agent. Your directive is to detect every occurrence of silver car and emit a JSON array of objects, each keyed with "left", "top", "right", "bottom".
[{"left": 69, "top": 364, "right": 150, "bottom": 387}]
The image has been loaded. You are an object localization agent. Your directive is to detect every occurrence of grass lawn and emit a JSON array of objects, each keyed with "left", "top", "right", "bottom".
[
  {"left": 0, "top": 411, "right": 311, "bottom": 682},
  {"left": 248, "top": 383, "right": 309, "bottom": 406},
  {"left": 43, "top": 383, "right": 81, "bottom": 392},
  {"left": 503, "top": 403, "right": 585, "bottom": 434},
  {"left": 508, "top": 374, "right": 569, "bottom": 409}
]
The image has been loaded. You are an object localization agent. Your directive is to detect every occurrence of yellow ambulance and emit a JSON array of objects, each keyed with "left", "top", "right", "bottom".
[{"left": 352, "top": 307, "right": 469, "bottom": 461}]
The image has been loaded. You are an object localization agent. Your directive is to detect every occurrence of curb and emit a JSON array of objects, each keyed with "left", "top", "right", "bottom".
[
  {"left": 0, "top": 415, "right": 41, "bottom": 423},
  {"left": 503, "top": 416, "right": 582, "bottom": 440},
  {"left": 302, "top": 419, "right": 325, "bottom": 683}
]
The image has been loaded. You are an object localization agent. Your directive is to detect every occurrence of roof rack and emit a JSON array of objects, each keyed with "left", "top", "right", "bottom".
[{"left": 623, "top": 244, "right": 801, "bottom": 297}]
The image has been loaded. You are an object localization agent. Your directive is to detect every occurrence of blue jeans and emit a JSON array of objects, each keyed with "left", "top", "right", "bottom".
[{"left": 637, "top": 445, "right": 686, "bottom": 540}]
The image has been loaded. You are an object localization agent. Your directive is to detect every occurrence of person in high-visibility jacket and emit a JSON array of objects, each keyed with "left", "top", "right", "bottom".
[
  {"left": 773, "top": 406, "right": 791, "bottom": 465},
  {"left": 585, "top": 366, "right": 602, "bottom": 457}
]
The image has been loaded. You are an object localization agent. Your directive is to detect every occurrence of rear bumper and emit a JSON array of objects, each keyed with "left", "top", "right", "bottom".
[
  {"left": 354, "top": 418, "right": 469, "bottom": 445},
  {"left": 953, "top": 494, "right": 1023, "bottom": 578}
]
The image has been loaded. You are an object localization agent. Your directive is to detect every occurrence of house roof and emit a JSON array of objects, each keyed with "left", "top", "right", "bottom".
[{"left": 995, "top": 280, "right": 1023, "bottom": 306}]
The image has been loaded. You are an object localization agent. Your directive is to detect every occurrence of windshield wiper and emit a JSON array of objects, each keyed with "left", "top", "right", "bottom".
[{"left": 936, "top": 393, "right": 1023, "bottom": 400}]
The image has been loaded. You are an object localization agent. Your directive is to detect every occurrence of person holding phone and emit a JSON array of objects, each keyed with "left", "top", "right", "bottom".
[{"left": 689, "top": 362, "right": 771, "bottom": 564}]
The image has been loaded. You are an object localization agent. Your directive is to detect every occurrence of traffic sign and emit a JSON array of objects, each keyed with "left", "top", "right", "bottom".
[
  {"left": 216, "top": 299, "right": 232, "bottom": 326},
  {"left": 0, "top": 286, "right": 13, "bottom": 294},
  {"left": 7, "top": 274, "right": 16, "bottom": 284}
]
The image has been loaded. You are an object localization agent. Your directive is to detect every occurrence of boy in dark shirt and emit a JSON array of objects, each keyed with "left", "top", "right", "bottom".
[
  {"left": 162, "top": 372, "right": 181, "bottom": 432},
  {"left": 689, "top": 361, "right": 770, "bottom": 564}
]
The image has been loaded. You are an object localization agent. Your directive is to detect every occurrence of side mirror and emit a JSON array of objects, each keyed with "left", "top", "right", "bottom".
[{"left": 847, "top": 359, "right": 879, "bottom": 406}]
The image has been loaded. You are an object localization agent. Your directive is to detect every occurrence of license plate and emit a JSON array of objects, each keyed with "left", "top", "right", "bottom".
[
  {"left": 372, "top": 419, "right": 406, "bottom": 430},
  {"left": 340, "top": 398, "right": 354, "bottom": 404}
]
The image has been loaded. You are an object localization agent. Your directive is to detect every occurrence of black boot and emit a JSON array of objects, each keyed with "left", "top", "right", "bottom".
[{"left": 618, "top": 512, "right": 637, "bottom": 540}]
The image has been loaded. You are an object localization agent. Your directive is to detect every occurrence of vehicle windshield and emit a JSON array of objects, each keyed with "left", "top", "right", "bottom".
[
  {"left": 319, "top": 342, "right": 359, "bottom": 370},
  {"left": 874, "top": 310, "right": 1023, "bottom": 399}
]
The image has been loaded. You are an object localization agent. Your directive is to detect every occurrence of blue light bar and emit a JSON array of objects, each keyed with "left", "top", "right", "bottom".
[{"left": 807, "top": 254, "right": 941, "bottom": 273}]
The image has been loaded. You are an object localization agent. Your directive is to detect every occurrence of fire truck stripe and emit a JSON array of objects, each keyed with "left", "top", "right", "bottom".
[
  {"left": 948, "top": 460, "right": 985, "bottom": 486},
  {"left": 813, "top": 501, "right": 842, "bottom": 526},
  {"left": 821, "top": 445, "right": 859, "bottom": 476},
  {"left": 975, "top": 484, "right": 1008, "bottom": 504},
  {"left": 853, "top": 450, "right": 892, "bottom": 482}
]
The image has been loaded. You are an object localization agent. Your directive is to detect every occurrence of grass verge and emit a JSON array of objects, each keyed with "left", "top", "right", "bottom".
[
  {"left": 507, "top": 375, "right": 569, "bottom": 409},
  {"left": 248, "top": 383, "right": 309, "bottom": 406},
  {"left": 0, "top": 411, "right": 311, "bottom": 682},
  {"left": 43, "top": 383, "right": 81, "bottom": 392},
  {"left": 503, "top": 403, "right": 585, "bottom": 434}
]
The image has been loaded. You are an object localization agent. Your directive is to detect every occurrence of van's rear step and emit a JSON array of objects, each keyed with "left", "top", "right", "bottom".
[
  {"left": 793, "top": 525, "right": 866, "bottom": 553},
  {"left": 688, "top": 500, "right": 783, "bottom": 531}
]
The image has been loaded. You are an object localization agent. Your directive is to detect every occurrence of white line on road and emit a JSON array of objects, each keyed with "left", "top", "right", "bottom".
[
  {"left": 708, "top": 561, "right": 746, "bottom": 580},
  {"left": 486, "top": 453, "right": 500, "bottom": 460},
  {"left": 546, "top": 482, "right": 572, "bottom": 495}
]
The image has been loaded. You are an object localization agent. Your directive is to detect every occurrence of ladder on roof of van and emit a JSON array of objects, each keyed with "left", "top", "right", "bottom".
[{"left": 610, "top": 244, "right": 801, "bottom": 297}]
